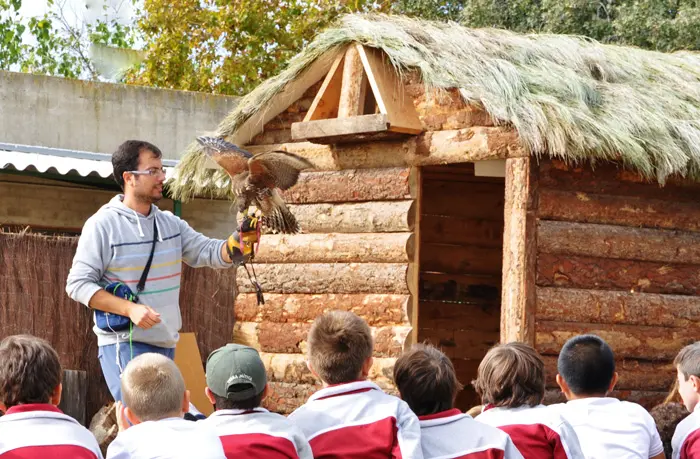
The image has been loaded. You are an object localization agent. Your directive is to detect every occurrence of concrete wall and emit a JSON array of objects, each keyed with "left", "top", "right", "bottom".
[{"left": 0, "top": 71, "right": 238, "bottom": 160}]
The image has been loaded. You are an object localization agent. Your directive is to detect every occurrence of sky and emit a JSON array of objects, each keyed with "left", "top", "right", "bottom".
[{"left": 19, "top": 0, "right": 137, "bottom": 26}]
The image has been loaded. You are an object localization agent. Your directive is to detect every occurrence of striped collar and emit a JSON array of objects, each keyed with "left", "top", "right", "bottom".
[
  {"left": 309, "top": 380, "right": 381, "bottom": 402},
  {"left": 418, "top": 408, "right": 467, "bottom": 427},
  {"left": 4, "top": 403, "right": 62, "bottom": 415},
  {"left": 210, "top": 407, "right": 270, "bottom": 417}
]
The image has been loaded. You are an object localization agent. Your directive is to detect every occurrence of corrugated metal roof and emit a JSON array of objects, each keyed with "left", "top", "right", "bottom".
[{"left": 0, "top": 143, "right": 177, "bottom": 179}]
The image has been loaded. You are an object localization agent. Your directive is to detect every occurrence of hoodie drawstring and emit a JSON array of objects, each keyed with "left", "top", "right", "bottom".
[
  {"left": 133, "top": 209, "right": 145, "bottom": 238},
  {"left": 154, "top": 215, "right": 163, "bottom": 242}
]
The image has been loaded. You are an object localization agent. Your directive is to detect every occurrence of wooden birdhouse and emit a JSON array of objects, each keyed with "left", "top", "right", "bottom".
[{"left": 290, "top": 44, "right": 423, "bottom": 144}]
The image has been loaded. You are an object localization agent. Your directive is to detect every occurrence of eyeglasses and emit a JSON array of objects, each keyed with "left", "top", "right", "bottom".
[{"left": 129, "top": 167, "right": 167, "bottom": 177}]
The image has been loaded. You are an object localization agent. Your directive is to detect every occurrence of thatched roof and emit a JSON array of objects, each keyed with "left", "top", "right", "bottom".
[{"left": 170, "top": 13, "right": 700, "bottom": 200}]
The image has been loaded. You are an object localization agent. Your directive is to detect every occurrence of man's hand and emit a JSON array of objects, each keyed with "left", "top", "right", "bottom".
[
  {"left": 127, "top": 304, "right": 161, "bottom": 329},
  {"left": 226, "top": 214, "right": 261, "bottom": 260}
]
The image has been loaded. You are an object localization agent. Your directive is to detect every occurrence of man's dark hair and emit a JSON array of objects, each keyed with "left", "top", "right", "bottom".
[
  {"left": 650, "top": 402, "right": 690, "bottom": 459},
  {"left": 557, "top": 334, "right": 615, "bottom": 395},
  {"left": 473, "top": 342, "right": 545, "bottom": 408},
  {"left": 0, "top": 335, "right": 62, "bottom": 408},
  {"left": 112, "top": 140, "right": 162, "bottom": 189},
  {"left": 212, "top": 389, "right": 264, "bottom": 411},
  {"left": 393, "top": 343, "right": 463, "bottom": 416}
]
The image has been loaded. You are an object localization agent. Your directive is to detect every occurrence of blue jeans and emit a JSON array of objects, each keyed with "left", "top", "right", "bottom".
[{"left": 98, "top": 341, "right": 175, "bottom": 403}]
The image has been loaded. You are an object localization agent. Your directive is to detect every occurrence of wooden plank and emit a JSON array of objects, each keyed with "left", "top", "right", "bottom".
[
  {"left": 236, "top": 293, "right": 410, "bottom": 326},
  {"left": 238, "top": 263, "right": 409, "bottom": 294},
  {"left": 357, "top": 45, "right": 423, "bottom": 134},
  {"left": 232, "top": 50, "right": 342, "bottom": 146},
  {"left": 246, "top": 126, "right": 525, "bottom": 171},
  {"left": 420, "top": 216, "right": 503, "bottom": 247},
  {"left": 536, "top": 287, "right": 700, "bottom": 328},
  {"left": 420, "top": 243, "right": 503, "bottom": 275},
  {"left": 539, "top": 159, "right": 700, "bottom": 202},
  {"left": 280, "top": 168, "right": 412, "bottom": 204},
  {"left": 535, "top": 320, "right": 698, "bottom": 360},
  {"left": 419, "top": 300, "right": 500, "bottom": 332},
  {"left": 541, "top": 355, "right": 675, "bottom": 391},
  {"left": 537, "top": 253, "right": 700, "bottom": 295},
  {"left": 338, "top": 45, "right": 367, "bottom": 118},
  {"left": 422, "top": 190, "right": 505, "bottom": 220},
  {"left": 539, "top": 188, "right": 700, "bottom": 233},
  {"left": 283, "top": 200, "right": 415, "bottom": 233},
  {"left": 255, "top": 232, "right": 413, "bottom": 264},
  {"left": 409, "top": 167, "right": 422, "bottom": 346},
  {"left": 174, "top": 332, "right": 214, "bottom": 417},
  {"left": 292, "top": 114, "right": 389, "bottom": 141},
  {"left": 419, "top": 328, "right": 500, "bottom": 360},
  {"left": 538, "top": 220, "right": 700, "bottom": 265},
  {"left": 304, "top": 53, "right": 344, "bottom": 122},
  {"left": 420, "top": 272, "right": 501, "bottom": 303},
  {"left": 501, "top": 157, "right": 538, "bottom": 345},
  {"left": 58, "top": 370, "right": 87, "bottom": 426}
]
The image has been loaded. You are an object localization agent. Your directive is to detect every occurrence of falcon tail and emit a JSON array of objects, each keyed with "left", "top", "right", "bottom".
[{"left": 262, "top": 193, "right": 301, "bottom": 234}]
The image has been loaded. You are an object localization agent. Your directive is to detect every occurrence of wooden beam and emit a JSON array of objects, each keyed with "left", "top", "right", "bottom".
[
  {"left": 231, "top": 50, "right": 342, "bottom": 146},
  {"left": 247, "top": 126, "right": 526, "bottom": 171},
  {"left": 254, "top": 232, "right": 414, "bottom": 263},
  {"left": 408, "top": 166, "right": 422, "bottom": 346},
  {"left": 292, "top": 114, "right": 389, "bottom": 141},
  {"left": 58, "top": 370, "right": 87, "bottom": 426},
  {"left": 357, "top": 45, "right": 423, "bottom": 134},
  {"left": 338, "top": 45, "right": 367, "bottom": 118},
  {"left": 304, "top": 53, "right": 344, "bottom": 122},
  {"left": 501, "top": 157, "right": 538, "bottom": 345},
  {"left": 538, "top": 220, "right": 700, "bottom": 264},
  {"left": 536, "top": 287, "right": 700, "bottom": 328}
]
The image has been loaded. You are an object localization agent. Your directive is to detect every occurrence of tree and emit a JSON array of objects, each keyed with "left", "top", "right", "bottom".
[
  {"left": 0, "top": 0, "right": 138, "bottom": 80},
  {"left": 460, "top": 0, "right": 700, "bottom": 52}
]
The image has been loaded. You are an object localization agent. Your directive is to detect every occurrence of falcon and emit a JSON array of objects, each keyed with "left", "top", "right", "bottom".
[{"left": 196, "top": 136, "right": 314, "bottom": 234}]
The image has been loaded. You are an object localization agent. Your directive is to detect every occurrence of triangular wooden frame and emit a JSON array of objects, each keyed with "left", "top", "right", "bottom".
[{"left": 293, "top": 43, "right": 422, "bottom": 143}]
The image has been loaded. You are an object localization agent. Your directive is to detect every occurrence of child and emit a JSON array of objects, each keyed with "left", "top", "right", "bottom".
[
  {"left": 288, "top": 310, "right": 423, "bottom": 458},
  {"left": 554, "top": 334, "right": 664, "bottom": 459},
  {"left": 473, "top": 342, "right": 585, "bottom": 458},
  {"left": 200, "top": 343, "right": 313, "bottom": 458},
  {"left": 671, "top": 341, "right": 700, "bottom": 458},
  {"left": 0, "top": 334, "right": 103, "bottom": 459},
  {"left": 394, "top": 343, "right": 524, "bottom": 458},
  {"left": 106, "top": 353, "right": 225, "bottom": 459}
]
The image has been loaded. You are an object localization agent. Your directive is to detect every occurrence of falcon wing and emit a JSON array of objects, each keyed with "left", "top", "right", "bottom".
[
  {"left": 247, "top": 151, "right": 314, "bottom": 190},
  {"left": 196, "top": 136, "right": 252, "bottom": 178}
]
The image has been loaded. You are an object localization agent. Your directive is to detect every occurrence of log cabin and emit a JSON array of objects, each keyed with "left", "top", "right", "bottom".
[{"left": 168, "top": 14, "right": 700, "bottom": 413}]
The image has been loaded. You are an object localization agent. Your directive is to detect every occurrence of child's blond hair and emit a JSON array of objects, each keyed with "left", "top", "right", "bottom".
[{"left": 121, "top": 353, "right": 185, "bottom": 421}]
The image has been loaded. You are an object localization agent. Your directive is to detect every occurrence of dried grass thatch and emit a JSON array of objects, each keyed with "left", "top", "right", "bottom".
[{"left": 170, "top": 13, "right": 700, "bottom": 200}]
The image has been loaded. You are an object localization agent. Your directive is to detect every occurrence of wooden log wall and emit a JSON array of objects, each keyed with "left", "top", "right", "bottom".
[
  {"left": 417, "top": 163, "right": 505, "bottom": 411},
  {"left": 534, "top": 159, "right": 700, "bottom": 409}
]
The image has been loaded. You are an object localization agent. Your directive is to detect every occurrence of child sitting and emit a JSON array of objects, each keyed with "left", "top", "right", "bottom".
[
  {"left": 670, "top": 341, "right": 700, "bottom": 458},
  {"left": 287, "top": 310, "right": 422, "bottom": 458},
  {"left": 200, "top": 343, "right": 312, "bottom": 458},
  {"left": 394, "top": 343, "right": 523, "bottom": 458},
  {"left": 0, "top": 334, "right": 103, "bottom": 458},
  {"left": 474, "top": 342, "right": 585, "bottom": 458},
  {"left": 554, "top": 334, "right": 664, "bottom": 459},
  {"left": 106, "top": 353, "right": 225, "bottom": 459}
]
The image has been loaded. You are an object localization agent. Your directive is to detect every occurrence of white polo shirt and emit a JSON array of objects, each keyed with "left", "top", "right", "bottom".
[
  {"left": 106, "top": 417, "right": 226, "bottom": 459},
  {"left": 419, "top": 408, "right": 524, "bottom": 459},
  {"left": 672, "top": 405, "right": 700, "bottom": 459},
  {"left": 553, "top": 397, "right": 664, "bottom": 459},
  {"left": 476, "top": 404, "right": 585, "bottom": 459}
]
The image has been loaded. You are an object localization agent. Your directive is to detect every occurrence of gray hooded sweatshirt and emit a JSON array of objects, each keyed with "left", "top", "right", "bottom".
[{"left": 66, "top": 195, "right": 242, "bottom": 348}]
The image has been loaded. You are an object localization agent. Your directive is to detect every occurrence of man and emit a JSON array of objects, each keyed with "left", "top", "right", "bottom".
[{"left": 66, "top": 140, "right": 257, "bottom": 403}]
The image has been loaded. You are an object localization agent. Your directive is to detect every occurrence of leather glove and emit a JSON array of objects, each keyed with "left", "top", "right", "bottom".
[{"left": 226, "top": 215, "right": 260, "bottom": 260}]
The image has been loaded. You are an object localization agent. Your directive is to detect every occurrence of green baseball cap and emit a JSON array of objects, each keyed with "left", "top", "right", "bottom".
[{"left": 205, "top": 343, "right": 267, "bottom": 401}]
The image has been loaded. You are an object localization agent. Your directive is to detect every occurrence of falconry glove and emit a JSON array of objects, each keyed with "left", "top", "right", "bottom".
[{"left": 226, "top": 215, "right": 260, "bottom": 260}]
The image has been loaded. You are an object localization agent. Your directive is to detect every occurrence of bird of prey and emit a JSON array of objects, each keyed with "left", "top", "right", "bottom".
[{"left": 196, "top": 136, "right": 314, "bottom": 234}]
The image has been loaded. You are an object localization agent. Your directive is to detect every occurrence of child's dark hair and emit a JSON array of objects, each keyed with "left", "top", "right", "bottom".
[
  {"left": 393, "top": 343, "right": 463, "bottom": 416},
  {"left": 557, "top": 334, "right": 615, "bottom": 395},
  {"left": 650, "top": 402, "right": 690, "bottom": 459},
  {"left": 473, "top": 342, "right": 545, "bottom": 408},
  {"left": 211, "top": 391, "right": 264, "bottom": 411}
]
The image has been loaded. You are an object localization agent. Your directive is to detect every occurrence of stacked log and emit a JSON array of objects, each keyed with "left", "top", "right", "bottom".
[{"left": 534, "top": 159, "right": 700, "bottom": 408}]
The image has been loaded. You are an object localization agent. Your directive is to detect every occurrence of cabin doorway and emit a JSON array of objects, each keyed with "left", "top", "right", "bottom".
[{"left": 417, "top": 162, "right": 505, "bottom": 411}]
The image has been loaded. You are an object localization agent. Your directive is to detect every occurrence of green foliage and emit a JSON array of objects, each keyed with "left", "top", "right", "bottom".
[{"left": 460, "top": 0, "right": 700, "bottom": 52}]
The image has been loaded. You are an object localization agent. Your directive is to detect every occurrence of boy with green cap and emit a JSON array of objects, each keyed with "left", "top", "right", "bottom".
[{"left": 201, "top": 343, "right": 313, "bottom": 459}]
